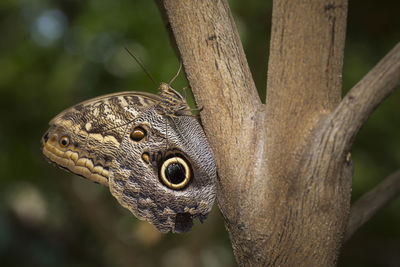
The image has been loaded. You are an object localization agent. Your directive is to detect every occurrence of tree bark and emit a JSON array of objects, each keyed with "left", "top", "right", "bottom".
[
  {"left": 260, "top": 1, "right": 349, "bottom": 265},
  {"left": 155, "top": 0, "right": 400, "bottom": 266}
]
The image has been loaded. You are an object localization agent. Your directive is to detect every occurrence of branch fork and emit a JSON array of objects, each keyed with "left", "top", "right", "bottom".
[{"left": 155, "top": 0, "right": 400, "bottom": 265}]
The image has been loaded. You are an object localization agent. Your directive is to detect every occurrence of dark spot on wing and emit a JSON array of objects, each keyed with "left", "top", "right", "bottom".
[{"left": 175, "top": 212, "right": 193, "bottom": 232}]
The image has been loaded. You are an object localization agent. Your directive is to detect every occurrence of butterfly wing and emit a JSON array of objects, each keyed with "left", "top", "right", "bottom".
[
  {"left": 108, "top": 107, "right": 216, "bottom": 233},
  {"left": 42, "top": 91, "right": 160, "bottom": 186},
  {"left": 42, "top": 90, "right": 216, "bottom": 233}
]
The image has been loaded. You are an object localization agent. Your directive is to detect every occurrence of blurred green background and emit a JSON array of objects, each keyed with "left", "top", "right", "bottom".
[{"left": 0, "top": 0, "right": 399, "bottom": 266}]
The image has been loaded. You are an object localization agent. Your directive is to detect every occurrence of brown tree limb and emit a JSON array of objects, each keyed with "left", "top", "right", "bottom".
[
  {"left": 258, "top": 1, "right": 351, "bottom": 265},
  {"left": 154, "top": 0, "right": 400, "bottom": 266},
  {"left": 327, "top": 42, "right": 400, "bottom": 154},
  {"left": 345, "top": 169, "right": 400, "bottom": 242},
  {"left": 155, "top": 0, "right": 265, "bottom": 248}
]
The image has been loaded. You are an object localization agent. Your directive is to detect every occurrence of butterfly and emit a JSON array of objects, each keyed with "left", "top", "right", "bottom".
[{"left": 41, "top": 63, "right": 217, "bottom": 233}]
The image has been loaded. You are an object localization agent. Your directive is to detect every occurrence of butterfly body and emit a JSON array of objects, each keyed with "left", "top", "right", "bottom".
[{"left": 42, "top": 84, "right": 216, "bottom": 233}]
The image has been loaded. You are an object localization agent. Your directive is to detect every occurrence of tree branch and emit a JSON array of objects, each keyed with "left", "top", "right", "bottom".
[
  {"left": 155, "top": 0, "right": 264, "bottom": 242},
  {"left": 258, "top": 1, "right": 351, "bottom": 265},
  {"left": 345, "top": 169, "right": 400, "bottom": 241},
  {"left": 329, "top": 42, "right": 400, "bottom": 152},
  {"left": 154, "top": 0, "right": 400, "bottom": 266}
]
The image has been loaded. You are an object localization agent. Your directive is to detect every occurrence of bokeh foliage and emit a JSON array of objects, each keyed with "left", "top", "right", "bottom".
[{"left": 0, "top": 0, "right": 399, "bottom": 266}]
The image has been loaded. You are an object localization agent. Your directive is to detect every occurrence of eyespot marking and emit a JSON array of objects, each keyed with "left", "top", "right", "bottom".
[
  {"left": 142, "top": 152, "right": 150, "bottom": 164},
  {"left": 59, "top": 136, "right": 70, "bottom": 148},
  {"left": 160, "top": 157, "right": 191, "bottom": 190},
  {"left": 130, "top": 126, "right": 147, "bottom": 141}
]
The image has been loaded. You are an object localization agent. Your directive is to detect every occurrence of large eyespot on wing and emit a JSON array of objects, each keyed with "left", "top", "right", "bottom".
[
  {"left": 159, "top": 156, "right": 191, "bottom": 190},
  {"left": 158, "top": 155, "right": 194, "bottom": 232},
  {"left": 107, "top": 151, "right": 201, "bottom": 233}
]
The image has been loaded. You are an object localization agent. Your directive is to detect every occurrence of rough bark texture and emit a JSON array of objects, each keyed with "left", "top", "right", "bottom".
[
  {"left": 261, "top": 1, "right": 350, "bottom": 265},
  {"left": 155, "top": 2, "right": 264, "bottom": 250},
  {"left": 155, "top": 0, "right": 400, "bottom": 266}
]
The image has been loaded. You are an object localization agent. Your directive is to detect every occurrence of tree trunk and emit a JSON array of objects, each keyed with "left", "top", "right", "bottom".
[
  {"left": 155, "top": 0, "right": 400, "bottom": 266},
  {"left": 259, "top": 1, "right": 350, "bottom": 265}
]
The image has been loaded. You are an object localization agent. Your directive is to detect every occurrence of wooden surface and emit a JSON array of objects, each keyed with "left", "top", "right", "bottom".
[{"left": 155, "top": 0, "right": 400, "bottom": 265}]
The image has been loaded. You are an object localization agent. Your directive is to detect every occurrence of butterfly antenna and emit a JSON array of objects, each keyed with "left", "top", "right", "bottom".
[
  {"left": 169, "top": 61, "right": 183, "bottom": 86},
  {"left": 124, "top": 47, "right": 158, "bottom": 87}
]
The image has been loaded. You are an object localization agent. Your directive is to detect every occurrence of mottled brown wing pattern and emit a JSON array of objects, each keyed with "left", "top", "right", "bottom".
[
  {"left": 42, "top": 86, "right": 217, "bottom": 233},
  {"left": 51, "top": 92, "right": 160, "bottom": 143},
  {"left": 109, "top": 107, "right": 216, "bottom": 232}
]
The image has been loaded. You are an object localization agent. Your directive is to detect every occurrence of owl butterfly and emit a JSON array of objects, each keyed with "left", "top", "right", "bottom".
[{"left": 41, "top": 66, "right": 217, "bottom": 233}]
